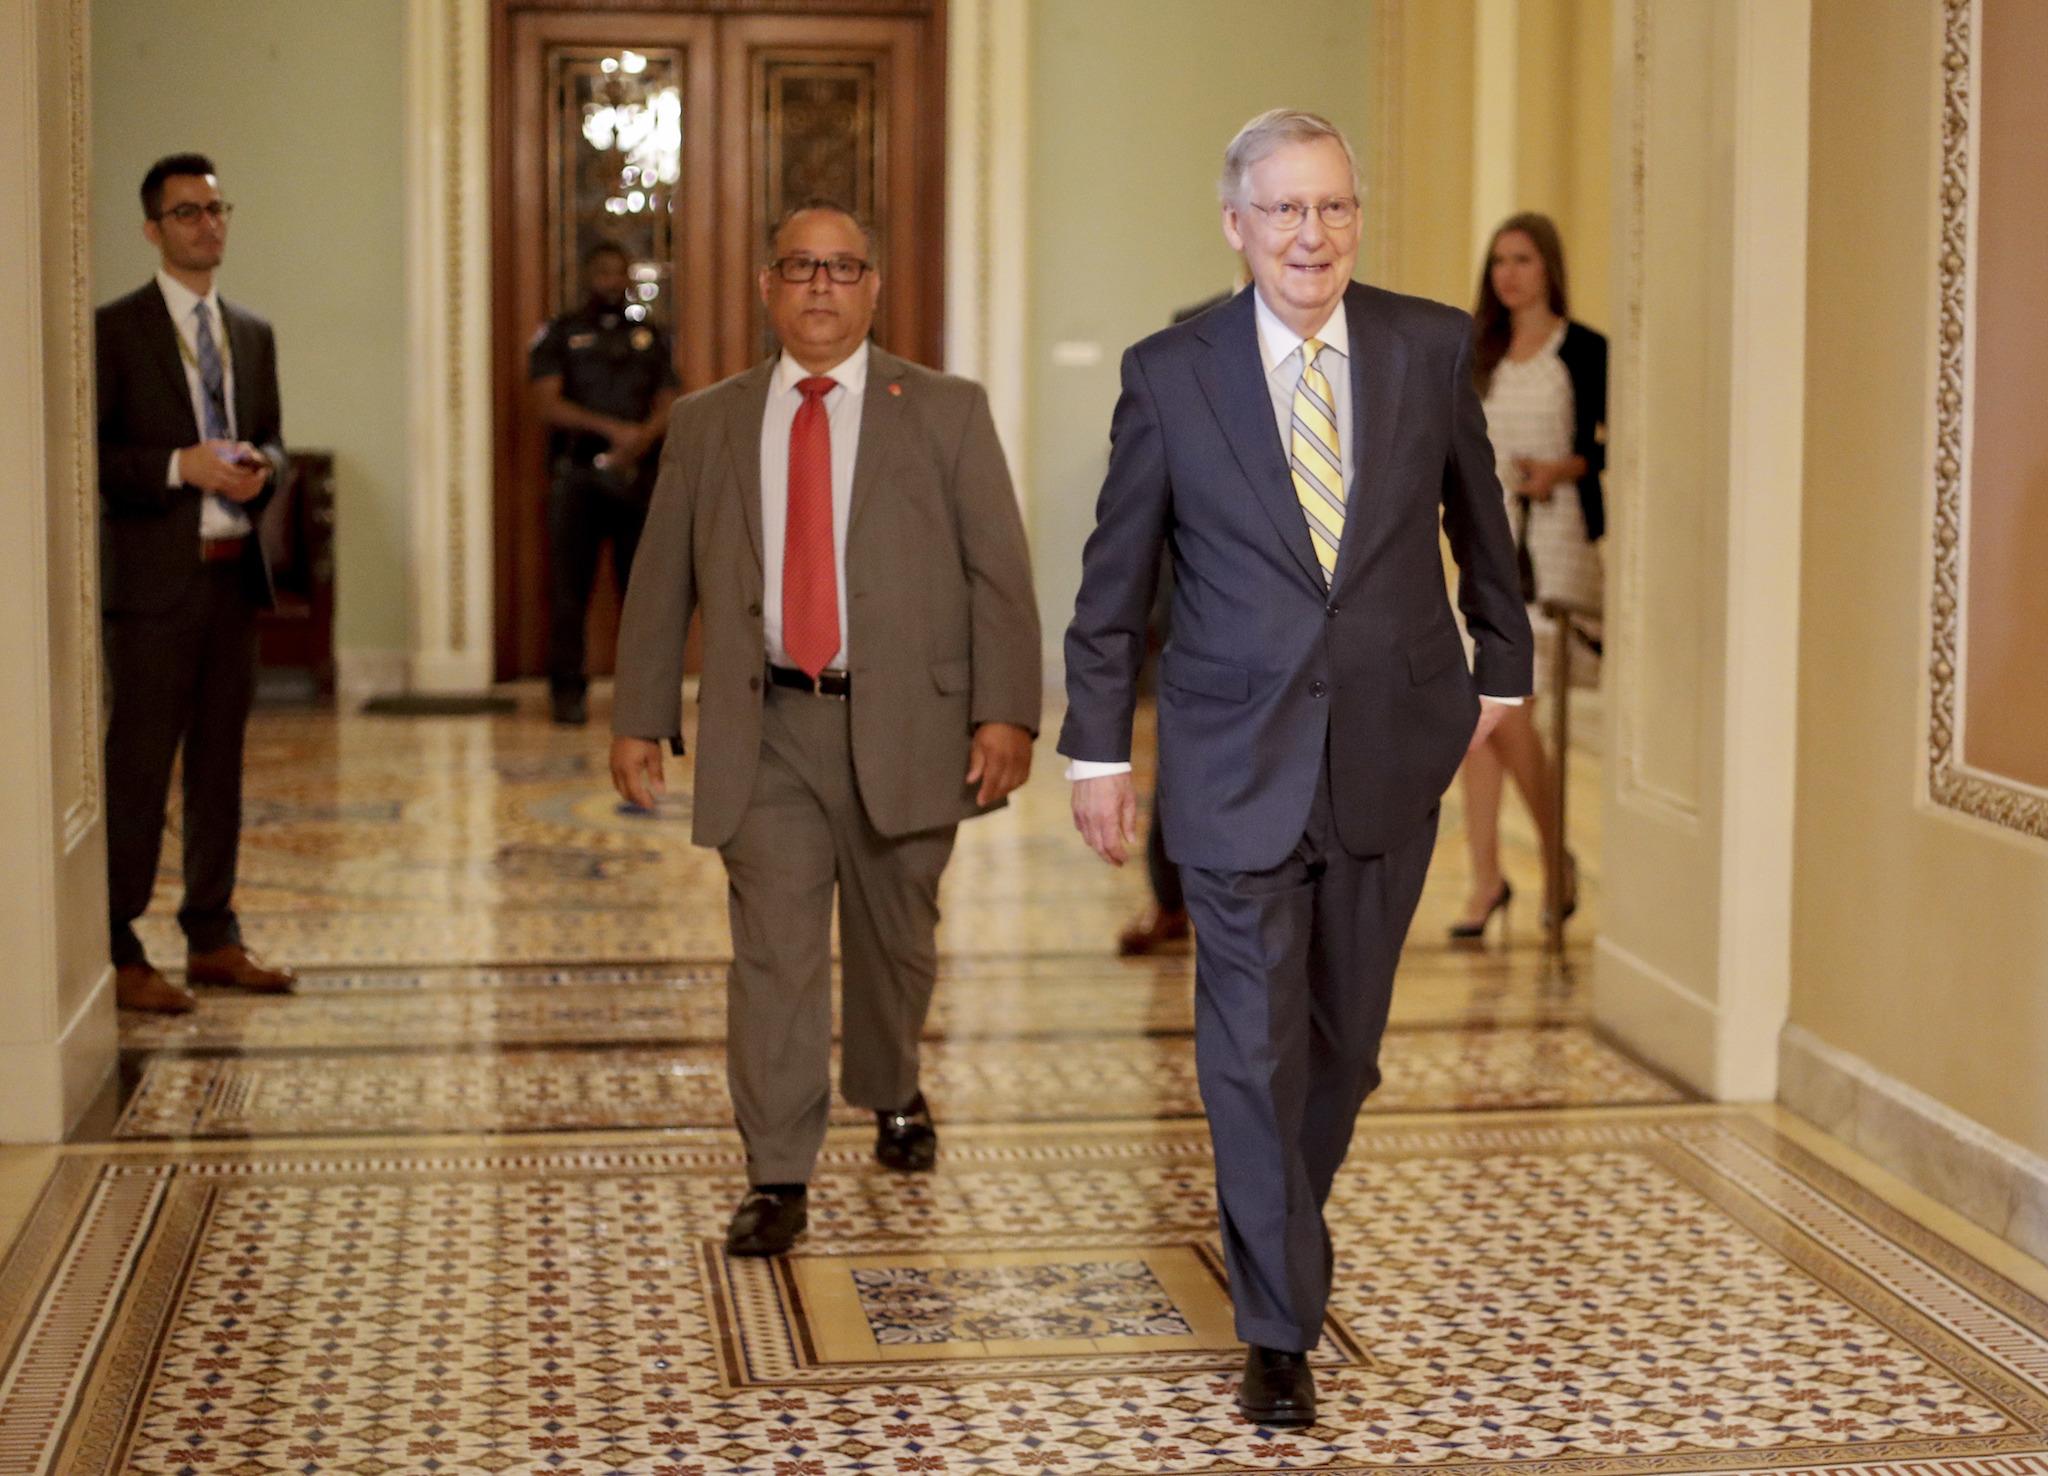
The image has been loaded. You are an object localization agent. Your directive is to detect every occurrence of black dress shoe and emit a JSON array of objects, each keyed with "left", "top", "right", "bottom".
[
  {"left": 1236, "top": 1345, "right": 1316, "bottom": 1428},
  {"left": 724, "top": 1185, "right": 808, "bottom": 1256},
  {"left": 875, "top": 1091, "right": 937, "bottom": 1172},
  {"left": 550, "top": 689, "right": 588, "bottom": 726}
]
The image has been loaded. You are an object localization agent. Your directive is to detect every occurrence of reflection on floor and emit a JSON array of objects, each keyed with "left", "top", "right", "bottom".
[{"left": 3, "top": 688, "right": 2043, "bottom": 1474}]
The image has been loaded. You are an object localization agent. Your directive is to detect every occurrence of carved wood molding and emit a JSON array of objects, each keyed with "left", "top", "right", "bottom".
[
  {"left": 63, "top": 0, "right": 101, "bottom": 845},
  {"left": 1925, "top": 0, "right": 2048, "bottom": 841},
  {"left": 498, "top": 0, "right": 937, "bottom": 13}
]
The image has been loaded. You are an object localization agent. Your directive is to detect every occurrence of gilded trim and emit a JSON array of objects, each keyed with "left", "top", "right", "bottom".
[
  {"left": 65, "top": 0, "right": 101, "bottom": 842},
  {"left": 444, "top": 0, "right": 468, "bottom": 653},
  {"left": 1926, "top": 0, "right": 2048, "bottom": 840}
]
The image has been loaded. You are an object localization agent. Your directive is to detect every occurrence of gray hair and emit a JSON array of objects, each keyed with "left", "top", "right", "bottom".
[{"left": 1217, "top": 109, "right": 1360, "bottom": 206}]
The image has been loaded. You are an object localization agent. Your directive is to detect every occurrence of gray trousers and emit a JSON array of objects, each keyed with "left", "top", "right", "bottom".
[
  {"left": 1178, "top": 762, "right": 1438, "bottom": 1351},
  {"left": 718, "top": 685, "right": 957, "bottom": 1185}
]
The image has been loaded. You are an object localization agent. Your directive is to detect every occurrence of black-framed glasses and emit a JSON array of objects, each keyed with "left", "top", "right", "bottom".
[
  {"left": 154, "top": 201, "right": 234, "bottom": 225},
  {"left": 770, "top": 254, "right": 872, "bottom": 285},
  {"left": 1247, "top": 197, "right": 1359, "bottom": 232}
]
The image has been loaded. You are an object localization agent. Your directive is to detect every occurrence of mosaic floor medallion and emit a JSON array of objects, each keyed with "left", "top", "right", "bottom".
[
  {"left": 703, "top": 1240, "right": 1377, "bottom": 1388},
  {"left": 5, "top": 1112, "right": 2048, "bottom": 1475}
]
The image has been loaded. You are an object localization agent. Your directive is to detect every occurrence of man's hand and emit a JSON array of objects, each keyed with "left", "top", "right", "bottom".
[
  {"left": 1072, "top": 772, "right": 1140, "bottom": 866},
  {"left": 1467, "top": 697, "right": 1514, "bottom": 754},
  {"left": 966, "top": 722, "right": 1032, "bottom": 807},
  {"left": 610, "top": 736, "right": 667, "bottom": 809},
  {"left": 178, "top": 440, "right": 268, "bottom": 501}
]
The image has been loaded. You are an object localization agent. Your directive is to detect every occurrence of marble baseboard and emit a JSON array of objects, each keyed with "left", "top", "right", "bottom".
[{"left": 1780, "top": 1022, "right": 2048, "bottom": 1268}]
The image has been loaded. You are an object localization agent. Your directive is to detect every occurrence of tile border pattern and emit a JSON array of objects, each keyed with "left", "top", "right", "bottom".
[{"left": 2, "top": 1112, "right": 2047, "bottom": 1473}]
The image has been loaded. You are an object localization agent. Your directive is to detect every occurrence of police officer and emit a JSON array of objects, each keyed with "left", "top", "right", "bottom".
[{"left": 529, "top": 239, "right": 680, "bottom": 725}]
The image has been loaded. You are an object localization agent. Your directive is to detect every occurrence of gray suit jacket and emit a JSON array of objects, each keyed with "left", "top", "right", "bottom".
[
  {"left": 1060, "top": 283, "right": 1533, "bottom": 871},
  {"left": 614, "top": 346, "right": 1042, "bottom": 847}
]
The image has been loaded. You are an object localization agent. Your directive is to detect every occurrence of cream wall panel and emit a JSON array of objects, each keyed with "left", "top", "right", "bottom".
[
  {"left": 1792, "top": 0, "right": 2048, "bottom": 1158},
  {"left": 0, "top": 0, "right": 116, "bottom": 1142},
  {"left": 1596, "top": 0, "right": 1810, "bottom": 1100},
  {"left": 1372, "top": 0, "right": 1477, "bottom": 310}
]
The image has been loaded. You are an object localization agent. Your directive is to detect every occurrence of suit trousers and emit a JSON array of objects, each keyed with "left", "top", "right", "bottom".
[
  {"left": 547, "top": 466, "right": 648, "bottom": 696},
  {"left": 718, "top": 684, "right": 958, "bottom": 1185},
  {"left": 103, "top": 559, "right": 259, "bottom": 968},
  {"left": 1178, "top": 755, "right": 1438, "bottom": 1351}
]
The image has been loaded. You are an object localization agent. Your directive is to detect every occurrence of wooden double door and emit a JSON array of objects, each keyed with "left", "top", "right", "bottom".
[{"left": 490, "top": 0, "right": 947, "bottom": 680}]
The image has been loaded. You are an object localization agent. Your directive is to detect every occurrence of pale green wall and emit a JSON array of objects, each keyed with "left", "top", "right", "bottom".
[
  {"left": 1026, "top": 0, "right": 1375, "bottom": 663},
  {"left": 91, "top": 0, "right": 408, "bottom": 657}
]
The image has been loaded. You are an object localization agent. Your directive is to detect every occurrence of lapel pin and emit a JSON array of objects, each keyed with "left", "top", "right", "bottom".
[{"left": 888, "top": 382, "right": 903, "bottom": 396}]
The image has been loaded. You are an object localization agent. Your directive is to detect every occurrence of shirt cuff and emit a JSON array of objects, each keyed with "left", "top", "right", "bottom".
[
  {"left": 1480, "top": 694, "right": 1525, "bottom": 705},
  {"left": 166, "top": 451, "right": 182, "bottom": 489},
  {"left": 1064, "top": 759, "right": 1133, "bottom": 781}
]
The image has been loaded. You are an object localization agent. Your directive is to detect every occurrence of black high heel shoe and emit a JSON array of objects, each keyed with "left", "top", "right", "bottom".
[{"left": 1448, "top": 879, "right": 1512, "bottom": 940}]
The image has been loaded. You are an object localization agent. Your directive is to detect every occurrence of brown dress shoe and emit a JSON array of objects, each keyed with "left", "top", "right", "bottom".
[
  {"left": 116, "top": 963, "right": 196, "bottom": 1014},
  {"left": 1117, "top": 905, "right": 1191, "bottom": 956},
  {"left": 186, "top": 944, "right": 298, "bottom": 993}
]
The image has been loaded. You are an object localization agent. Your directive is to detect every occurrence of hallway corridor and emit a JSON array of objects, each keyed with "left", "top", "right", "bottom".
[{"left": 2, "top": 694, "right": 2044, "bottom": 1474}]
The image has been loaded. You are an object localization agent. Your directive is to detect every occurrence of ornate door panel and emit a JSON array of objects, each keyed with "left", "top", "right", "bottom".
[
  {"left": 716, "top": 14, "right": 938, "bottom": 376},
  {"left": 491, "top": 2, "right": 946, "bottom": 682}
]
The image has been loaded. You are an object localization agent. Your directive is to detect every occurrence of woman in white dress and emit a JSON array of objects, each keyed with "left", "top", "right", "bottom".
[{"left": 1451, "top": 213, "right": 1607, "bottom": 940}]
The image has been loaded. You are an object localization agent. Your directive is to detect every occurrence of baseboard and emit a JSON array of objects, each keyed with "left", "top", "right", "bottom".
[
  {"left": 409, "top": 649, "right": 495, "bottom": 697},
  {"left": 1591, "top": 934, "right": 1720, "bottom": 1096},
  {"left": 335, "top": 648, "right": 409, "bottom": 710},
  {"left": 1780, "top": 1023, "right": 2048, "bottom": 1267},
  {"left": 0, "top": 964, "right": 115, "bottom": 1142}
]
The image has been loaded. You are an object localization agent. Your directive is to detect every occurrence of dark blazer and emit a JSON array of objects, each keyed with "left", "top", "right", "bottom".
[
  {"left": 96, "top": 281, "right": 284, "bottom": 614},
  {"left": 1060, "top": 282, "right": 1533, "bottom": 871},
  {"left": 1556, "top": 320, "right": 1608, "bottom": 541},
  {"left": 613, "top": 346, "right": 1043, "bottom": 847}
]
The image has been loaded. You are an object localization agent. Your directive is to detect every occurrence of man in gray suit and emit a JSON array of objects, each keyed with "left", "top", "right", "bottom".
[
  {"left": 611, "top": 200, "right": 1041, "bottom": 1257},
  {"left": 1062, "top": 111, "right": 1532, "bottom": 1427}
]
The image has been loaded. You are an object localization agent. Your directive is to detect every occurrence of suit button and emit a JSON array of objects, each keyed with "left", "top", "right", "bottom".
[
  {"left": 1310, "top": 680, "right": 1328, "bottom": 698},
  {"left": 748, "top": 676, "right": 761, "bottom": 692},
  {"left": 748, "top": 602, "right": 762, "bottom": 617},
  {"left": 1325, "top": 604, "right": 1339, "bottom": 618}
]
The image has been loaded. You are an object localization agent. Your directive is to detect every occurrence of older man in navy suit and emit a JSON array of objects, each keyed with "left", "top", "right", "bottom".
[{"left": 1061, "top": 110, "right": 1533, "bottom": 1428}]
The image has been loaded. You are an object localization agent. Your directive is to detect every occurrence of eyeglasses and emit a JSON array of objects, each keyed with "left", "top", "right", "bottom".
[
  {"left": 1247, "top": 197, "right": 1359, "bottom": 232},
  {"left": 769, "top": 254, "right": 872, "bottom": 285},
  {"left": 154, "top": 202, "right": 234, "bottom": 225}
]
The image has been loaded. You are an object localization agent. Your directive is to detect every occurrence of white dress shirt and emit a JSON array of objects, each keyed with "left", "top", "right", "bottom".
[
  {"left": 760, "top": 340, "right": 867, "bottom": 670},
  {"left": 156, "top": 270, "right": 253, "bottom": 541},
  {"left": 1067, "top": 290, "right": 1516, "bottom": 782}
]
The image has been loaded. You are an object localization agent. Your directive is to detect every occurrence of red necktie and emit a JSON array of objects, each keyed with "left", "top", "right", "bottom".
[{"left": 782, "top": 375, "right": 840, "bottom": 678}]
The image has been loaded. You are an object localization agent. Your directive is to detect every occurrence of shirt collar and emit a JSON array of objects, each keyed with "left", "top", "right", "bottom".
[
  {"left": 773, "top": 339, "right": 870, "bottom": 397},
  {"left": 156, "top": 269, "right": 219, "bottom": 326},
  {"left": 1252, "top": 290, "right": 1348, "bottom": 376}
]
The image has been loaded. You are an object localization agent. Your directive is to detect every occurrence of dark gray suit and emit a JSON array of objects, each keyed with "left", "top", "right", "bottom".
[
  {"left": 1061, "top": 282, "right": 1531, "bottom": 1349},
  {"left": 97, "top": 281, "right": 284, "bottom": 969}
]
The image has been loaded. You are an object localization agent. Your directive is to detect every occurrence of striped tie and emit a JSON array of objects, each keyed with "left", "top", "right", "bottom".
[{"left": 1289, "top": 337, "right": 1344, "bottom": 586}]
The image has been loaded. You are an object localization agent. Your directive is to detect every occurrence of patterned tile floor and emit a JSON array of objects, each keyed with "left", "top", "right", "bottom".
[{"left": 6, "top": 691, "right": 2043, "bottom": 1472}]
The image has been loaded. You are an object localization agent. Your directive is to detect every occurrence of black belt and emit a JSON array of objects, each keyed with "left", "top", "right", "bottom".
[{"left": 766, "top": 663, "right": 851, "bottom": 699}]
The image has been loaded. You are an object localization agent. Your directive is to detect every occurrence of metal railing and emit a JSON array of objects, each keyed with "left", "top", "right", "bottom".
[{"left": 1537, "top": 596, "right": 1603, "bottom": 961}]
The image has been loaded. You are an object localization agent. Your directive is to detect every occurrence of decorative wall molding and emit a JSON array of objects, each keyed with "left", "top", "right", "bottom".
[
  {"left": 941, "top": 0, "right": 1027, "bottom": 512},
  {"left": 1924, "top": 0, "right": 2048, "bottom": 842},
  {"left": 60, "top": 0, "right": 100, "bottom": 851},
  {"left": 404, "top": 0, "right": 495, "bottom": 696},
  {"left": 1607, "top": 0, "right": 1699, "bottom": 830}
]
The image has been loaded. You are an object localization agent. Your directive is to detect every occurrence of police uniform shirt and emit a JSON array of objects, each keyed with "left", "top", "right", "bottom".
[{"left": 528, "top": 303, "right": 680, "bottom": 465}]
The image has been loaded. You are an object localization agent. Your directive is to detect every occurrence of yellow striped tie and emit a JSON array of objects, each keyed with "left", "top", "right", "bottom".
[{"left": 1289, "top": 338, "right": 1344, "bottom": 585}]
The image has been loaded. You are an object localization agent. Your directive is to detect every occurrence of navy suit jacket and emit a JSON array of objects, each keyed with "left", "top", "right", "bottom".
[
  {"left": 1060, "top": 282, "right": 1533, "bottom": 871},
  {"left": 96, "top": 282, "right": 284, "bottom": 615}
]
